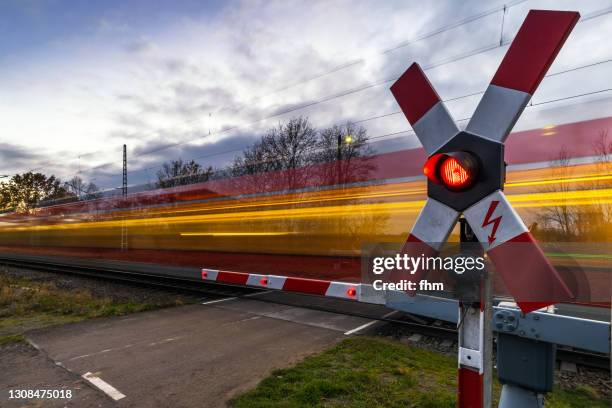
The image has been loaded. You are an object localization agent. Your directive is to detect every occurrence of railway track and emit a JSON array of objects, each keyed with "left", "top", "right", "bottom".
[{"left": 0, "top": 255, "right": 608, "bottom": 371}]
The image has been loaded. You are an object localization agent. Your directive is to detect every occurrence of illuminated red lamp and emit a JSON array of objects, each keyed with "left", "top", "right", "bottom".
[
  {"left": 260, "top": 277, "right": 268, "bottom": 286},
  {"left": 423, "top": 151, "right": 478, "bottom": 191},
  {"left": 423, "top": 153, "right": 445, "bottom": 182},
  {"left": 346, "top": 287, "right": 357, "bottom": 298},
  {"left": 201, "top": 270, "right": 208, "bottom": 279},
  {"left": 440, "top": 156, "right": 470, "bottom": 188}
]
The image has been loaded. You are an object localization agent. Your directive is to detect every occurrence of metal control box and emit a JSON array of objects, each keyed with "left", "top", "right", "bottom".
[{"left": 496, "top": 333, "right": 555, "bottom": 393}]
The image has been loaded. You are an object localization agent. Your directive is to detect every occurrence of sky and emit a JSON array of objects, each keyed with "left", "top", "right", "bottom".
[{"left": 1, "top": 0, "right": 611, "bottom": 191}]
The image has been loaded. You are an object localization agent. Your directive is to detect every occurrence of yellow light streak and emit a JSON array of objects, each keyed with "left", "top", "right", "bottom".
[
  {"left": 119, "top": 170, "right": 612, "bottom": 219},
  {"left": 506, "top": 174, "right": 612, "bottom": 188},
  {"left": 2, "top": 158, "right": 612, "bottom": 240},
  {"left": 4, "top": 187, "right": 612, "bottom": 234},
  {"left": 1, "top": 201, "right": 427, "bottom": 232},
  {"left": 16, "top": 164, "right": 606, "bottom": 227},
  {"left": 124, "top": 185, "right": 427, "bottom": 217},
  {"left": 180, "top": 232, "right": 299, "bottom": 236},
  {"left": 509, "top": 188, "right": 612, "bottom": 208},
  {"left": 70, "top": 172, "right": 610, "bottom": 222}
]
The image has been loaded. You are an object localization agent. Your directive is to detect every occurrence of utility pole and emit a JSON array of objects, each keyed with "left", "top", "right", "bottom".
[
  {"left": 121, "top": 144, "right": 128, "bottom": 251},
  {"left": 122, "top": 144, "right": 128, "bottom": 197},
  {"left": 336, "top": 133, "right": 342, "bottom": 185}
]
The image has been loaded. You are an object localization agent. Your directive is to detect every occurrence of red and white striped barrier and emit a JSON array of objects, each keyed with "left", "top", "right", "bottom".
[{"left": 201, "top": 269, "right": 361, "bottom": 301}]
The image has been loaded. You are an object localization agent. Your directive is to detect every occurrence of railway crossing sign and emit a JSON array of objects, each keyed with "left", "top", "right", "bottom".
[
  {"left": 390, "top": 9, "right": 580, "bottom": 408},
  {"left": 390, "top": 9, "right": 580, "bottom": 315}
]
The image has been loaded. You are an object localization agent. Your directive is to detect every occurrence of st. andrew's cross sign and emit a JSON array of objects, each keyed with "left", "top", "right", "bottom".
[{"left": 391, "top": 10, "right": 580, "bottom": 315}]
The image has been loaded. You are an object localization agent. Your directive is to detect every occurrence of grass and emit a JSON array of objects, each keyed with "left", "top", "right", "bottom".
[
  {"left": 0, "top": 333, "right": 25, "bottom": 346},
  {"left": 0, "top": 273, "right": 189, "bottom": 344},
  {"left": 230, "top": 337, "right": 609, "bottom": 408}
]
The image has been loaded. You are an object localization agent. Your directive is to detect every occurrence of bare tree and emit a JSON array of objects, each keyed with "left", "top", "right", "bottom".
[
  {"left": 231, "top": 117, "right": 378, "bottom": 187},
  {"left": 593, "top": 129, "right": 612, "bottom": 163},
  {"left": 232, "top": 117, "right": 318, "bottom": 175},
  {"left": 64, "top": 176, "right": 101, "bottom": 200},
  {"left": 535, "top": 130, "right": 612, "bottom": 241},
  {"left": 156, "top": 159, "right": 213, "bottom": 188},
  {"left": 231, "top": 117, "right": 319, "bottom": 192},
  {"left": 315, "top": 122, "right": 376, "bottom": 185},
  {"left": 536, "top": 149, "right": 576, "bottom": 239},
  {"left": 588, "top": 129, "right": 612, "bottom": 231}
]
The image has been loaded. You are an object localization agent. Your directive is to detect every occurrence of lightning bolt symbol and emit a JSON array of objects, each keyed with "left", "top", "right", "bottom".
[{"left": 482, "top": 200, "right": 502, "bottom": 245}]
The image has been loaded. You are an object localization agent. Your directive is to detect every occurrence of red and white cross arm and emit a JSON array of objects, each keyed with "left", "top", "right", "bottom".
[
  {"left": 390, "top": 63, "right": 459, "bottom": 154},
  {"left": 466, "top": 10, "right": 579, "bottom": 143},
  {"left": 398, "top": 198, "right": 460, "bottom": 286},
  {"left": 463, "top": 190, "right": 573, "bottom": 313}
]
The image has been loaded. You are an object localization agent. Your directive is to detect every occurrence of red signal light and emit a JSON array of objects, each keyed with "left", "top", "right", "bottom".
[
  {"left": 423, "top": 153, "right": 444, "bottom": 183},
  {"left": 423, "top": 151, "right": 478, "bottom": 191},
  {"left": 440, "top": 156, "right": 471, "bottom": 188}
]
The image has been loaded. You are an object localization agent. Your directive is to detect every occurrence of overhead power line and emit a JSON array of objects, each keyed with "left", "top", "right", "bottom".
[
  {"left": 120, "top": 7, "right": 612, "bottom": 165},
  {"left": 96, "top": 87, "right": 612, "bottom": 182},
  {"left": 21, "top": 6, "right": 612, "bottom": 183},
  {"left": 265, "top": 0, "right": 529, "bottom": 96},
  {"left": 23, "top": 1, "right": 530, "bottom": 175}
]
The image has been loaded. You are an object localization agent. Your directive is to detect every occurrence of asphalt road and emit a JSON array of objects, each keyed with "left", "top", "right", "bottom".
[{"left": 16, "top": 297, "right": 383, "bottom": 407}]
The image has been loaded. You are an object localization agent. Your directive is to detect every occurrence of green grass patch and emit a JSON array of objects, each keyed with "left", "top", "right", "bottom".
[
  {"left": 230, "top": 337, "right": 609, "bottom": 408},
  {"left": 0, "top": 333, "right": 25, "bottom": 346},
  {"left": 0, "top": 273, "right": 190, "bottom": 341}
]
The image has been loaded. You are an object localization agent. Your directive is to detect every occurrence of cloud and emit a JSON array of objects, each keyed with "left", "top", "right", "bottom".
[
  {"left": 0, "top": 142, "right": 80, "bottom": 180},
  {"left": 98, "top": 17, "right": 128, "bottom": 33},
  {"left": 123, "top": 37, "right": 157, "bottom": 55},
  {"left": 0, "top": 142, "right": 41, "bottom": 167},
  {"left": 2, "top": 0, "right": 612, "bottom": 190}
]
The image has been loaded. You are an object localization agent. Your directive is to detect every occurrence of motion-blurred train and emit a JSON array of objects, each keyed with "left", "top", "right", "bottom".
[{"left": 0, "top": 116, "right": 610, "bottom": 304}]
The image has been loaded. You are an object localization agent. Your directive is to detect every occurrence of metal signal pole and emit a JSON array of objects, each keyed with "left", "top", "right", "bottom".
[
  {"left": 122, "top": 144, "right": 128, "bottom": 197},
  {"left": 121, "top": 144, "right": 128, "bottom": 251},
  {"left": 336, "top": 133, "right": 342, "bottom": 185},
  {"left": 457, "top": 219, "right": 493, "bottom": 407}
]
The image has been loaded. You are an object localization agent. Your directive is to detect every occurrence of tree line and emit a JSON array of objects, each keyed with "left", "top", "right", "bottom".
[
  {"left": 156, "top": 116, "right": 372, "bottom": 188},
  {"left": 0, "top": 116, "right": 371, "bottom": 213},
  {"left": 0, "top": 174, "right": 100, "bottom": 213}
]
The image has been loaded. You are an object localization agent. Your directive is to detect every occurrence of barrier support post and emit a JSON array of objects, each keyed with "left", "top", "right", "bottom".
[{"left": 457, "top": 219, "right": 493, "bottom": 408}]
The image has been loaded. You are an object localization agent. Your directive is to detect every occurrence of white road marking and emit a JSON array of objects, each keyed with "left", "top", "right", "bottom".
[
  {"left": 70, "top": 336, "right": 182, "bottom": 361},
  {"left": 82, "top": 372, "right": 126, "bottom": 401},
  {"left": 201, "top": 297, "right": 237, "bottom": 305},
  {"left": 244, "top": 290, "right": 274, "bottom": 297},
  {"left": 221, "top": 315, "right": 262, "bottom": 326},
  {"left": 148, "top": 337, "right": 181, "bottom": 347},
  {"left": 69, "top": 344, "right": 133, "bottom": 361},
  {"left": 344, "top": 311, "right": 400, "bottom": 336},
  {"left": 343, "top": 320, "right": 378, "bottom": 336}
]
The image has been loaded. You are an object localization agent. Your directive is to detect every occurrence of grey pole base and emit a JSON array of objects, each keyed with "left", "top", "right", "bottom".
[{"left": 498, "top": 384, "right": 544, "bottom": 408}]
